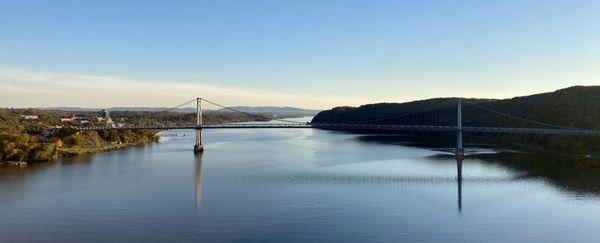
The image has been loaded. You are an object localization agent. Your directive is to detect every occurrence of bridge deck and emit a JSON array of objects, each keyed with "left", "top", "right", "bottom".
[{"left": 75, "top": 123, "right": 600, "bottom": 137}]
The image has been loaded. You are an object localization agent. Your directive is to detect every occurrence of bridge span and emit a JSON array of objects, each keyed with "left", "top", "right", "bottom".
[
  {"left": 77, "top": 123, "right": 600, "bottom": 137},
  {"left": 73, "top": 97, "right": 600, "bottom": 156}
]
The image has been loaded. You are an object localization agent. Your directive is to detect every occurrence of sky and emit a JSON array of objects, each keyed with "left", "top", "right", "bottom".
[{"left": 1, "top": 0, "right": 599, "bottom": 109}]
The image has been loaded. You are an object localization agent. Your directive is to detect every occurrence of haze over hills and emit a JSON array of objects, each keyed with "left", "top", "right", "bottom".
[
  {"left": 44, "top": 106, "right": 321, "bottom": 117},
  {"left": 218, "top": 106, "right": 320, "bottom": 117},
  {"left": 47, "top": 107, "right": 202, "bottom": 113}
]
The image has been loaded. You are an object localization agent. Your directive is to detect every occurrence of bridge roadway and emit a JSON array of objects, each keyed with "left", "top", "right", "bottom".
[{"left": 76, "top": 123, "right": 600, "bottom": 137}]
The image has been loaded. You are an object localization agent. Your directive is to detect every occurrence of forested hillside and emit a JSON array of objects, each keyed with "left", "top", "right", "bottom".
[
  {"left": 0, "top": 108, "right": 267, "bottom": 163},
  {"left": 312, "top": 86, "right": 600, "bottom": 156},
  {"left": 314, "top": 86, "right": 600, "bottom": 128},
  {"left": 0, "top": 109, "right": 159, "bottom": 163}
]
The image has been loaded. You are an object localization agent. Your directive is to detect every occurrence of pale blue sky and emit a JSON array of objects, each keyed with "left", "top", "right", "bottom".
[{"left": 1, "top": 0, "right": 599, "bottom": 109}]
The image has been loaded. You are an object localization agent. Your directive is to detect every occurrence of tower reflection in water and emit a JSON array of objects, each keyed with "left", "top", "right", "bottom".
[
  {"left": 192, "top": 152, "right": 464, "bottom": 212},
  {"left": 194, "top": 153, "right": 203, "bottom": 209},
  {"left": 457, "top": 156, "right": 463, "bottom": 213}
]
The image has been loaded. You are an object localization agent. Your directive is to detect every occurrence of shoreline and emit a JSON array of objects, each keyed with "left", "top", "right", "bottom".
[
  {"left": 0, "top": 132, "right": 161, "bottom": 166},
  {"left": 1, "top": 141, "right": 158, "bottom": 166},
  {"left": 57, "top": 140, "right": 157, "bottom": 156}
]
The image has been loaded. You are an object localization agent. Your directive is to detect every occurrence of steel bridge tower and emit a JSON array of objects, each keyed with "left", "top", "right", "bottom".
[
  {"left": 194, "top": 98, "right": 204, "bottom": 153},
  {"left": 456, "top": 98, "right": 464, "bottom": 157}
]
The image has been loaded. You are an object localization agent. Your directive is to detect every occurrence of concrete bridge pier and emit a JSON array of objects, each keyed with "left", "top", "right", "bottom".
[
  {"left": 194, "top": 98, "right": 204, "bottom": 153},
  {"left": 456, "top": 131, "right": 464, "bottom": 157},
  {"left": 194, "top": 129, "right": 204, "bottom": 153}
]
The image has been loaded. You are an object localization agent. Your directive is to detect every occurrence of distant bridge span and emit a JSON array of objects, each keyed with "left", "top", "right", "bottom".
[
  {"left": 73, "top": 98, "right": 600, "bottom": 155},
  {"left": 77, "top": 123, "right": 600, "bottom": 137}
]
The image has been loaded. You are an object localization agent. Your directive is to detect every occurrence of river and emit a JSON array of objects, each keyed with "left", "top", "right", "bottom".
[{"left": 2, "top": 118, "right": 600, "bottom": 242}]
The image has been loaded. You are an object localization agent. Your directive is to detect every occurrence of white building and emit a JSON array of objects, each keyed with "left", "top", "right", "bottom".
[
  {"left": 60, "top": 117, "right": 75, "bottom": 122},
  {"left": 22, "top": 115, "right": 39, "bottom": 120}
]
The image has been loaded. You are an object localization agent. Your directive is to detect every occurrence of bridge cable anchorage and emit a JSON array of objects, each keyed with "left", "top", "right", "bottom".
[
  {"left": 340, "top": 100, "right": 456, "bottom": 125},
  {"left": 200, "top": 98, "right": 307, "bottom": 124},
  {"left": 462, "top": 100, "right": 577, "bottom": 130}
]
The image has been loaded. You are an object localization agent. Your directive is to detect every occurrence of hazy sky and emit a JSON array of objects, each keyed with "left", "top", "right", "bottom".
[{"left": 1, "top": 0, "right": 599, "bottom": 109}]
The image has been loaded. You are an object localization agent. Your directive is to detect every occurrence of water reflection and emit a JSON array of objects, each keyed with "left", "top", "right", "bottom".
[
  {"left": 5, "top": 128, "right": 600, "bottom": 242},
  {"left": 195, "top": 153, "right": 203, "bottom": 209},
  {"left": 470, "top": 152, "right": 600, "bottom": 197},
  {"left": 357, "top": 133, "right": 600, "bottom": 198},
  {"left": 190, "top": 150, "right": 465, "bottom": 214},
  {"left": 457, "top": 156, "right": 463, "bottom": 213}
]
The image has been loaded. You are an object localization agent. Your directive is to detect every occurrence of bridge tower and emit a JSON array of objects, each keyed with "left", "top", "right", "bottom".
[
  {"left": 456, "top": 98, "right": 464, "bottom": 157},
  {"left": 194, "top": 98, "right": 204, "bottom": 153}
]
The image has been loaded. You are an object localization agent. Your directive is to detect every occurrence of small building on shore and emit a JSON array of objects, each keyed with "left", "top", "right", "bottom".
[
  {"left": 101, "top": 109, "right": 114, "bottom": 125},
  {"left": 22, "top": 115, "right": 39, "bottom": 120},
  {"left": 60, "top": 115, "right": 78, "bottom": 122}
]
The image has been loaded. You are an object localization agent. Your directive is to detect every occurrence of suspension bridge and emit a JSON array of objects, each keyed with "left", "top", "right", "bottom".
[{"left": 75, "top": 97, "right": 600, "bottom": 155}]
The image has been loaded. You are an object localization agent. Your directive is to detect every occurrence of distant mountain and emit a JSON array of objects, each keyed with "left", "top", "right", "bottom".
[
  {"left": 45, "top": 107, "right": 105, "bottom": 112},
  {"left": 46, "top": 106, "right": 320, "bottom": 117},
  {"left": 218, "top": 106, "right": 321, "bottom": 117},
  {"left": 45, "top": 107, "right": 198, "bottom": 113}
]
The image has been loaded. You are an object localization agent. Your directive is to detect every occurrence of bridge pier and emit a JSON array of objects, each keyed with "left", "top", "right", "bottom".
[
  {"left": 194, "top": 98, "right": 204, "bottom": 153},
  {"left": 194, "top": 129, "right": 204, "bottom": 153},
  {"left": 456, "top": 131, "right": 464, "bottom": 157}
]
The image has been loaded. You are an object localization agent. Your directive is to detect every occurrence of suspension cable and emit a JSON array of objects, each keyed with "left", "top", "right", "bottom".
[
  {"left": 156, "top": 98, "right": 197, "bottom": 114},
  {"left": 339, "top": 100, "right": 456, "bottom": 124},
  {"left": 201, "top": 98, "right": 307, "bottom": 124}
]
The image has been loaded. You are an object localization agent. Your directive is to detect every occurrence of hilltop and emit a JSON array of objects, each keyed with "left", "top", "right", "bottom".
[
  {"left": 313, "top": 86, "right": 600, "bottom": 129},
  {"left": 45, "top": 106, "right": 320, "bottom": 118},
  {"left": 312, "top": 86, "right": 600, "bottom": 156}
]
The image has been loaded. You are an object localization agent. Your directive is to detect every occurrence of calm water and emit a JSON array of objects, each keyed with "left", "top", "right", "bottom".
[{"left": 3, "top": 120, "right": 600, "bottom": 242}]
